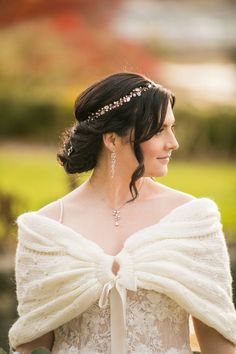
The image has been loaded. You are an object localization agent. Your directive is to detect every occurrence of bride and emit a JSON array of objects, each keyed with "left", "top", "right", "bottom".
[{"left": 9, "top": 72, "right": 236, "bottom": 354}]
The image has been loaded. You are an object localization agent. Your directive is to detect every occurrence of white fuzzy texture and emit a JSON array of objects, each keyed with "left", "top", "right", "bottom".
[{"left": 8, "top": 197, "right": 236, "bottom": 349}]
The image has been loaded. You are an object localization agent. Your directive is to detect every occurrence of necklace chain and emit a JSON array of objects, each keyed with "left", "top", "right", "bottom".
[{"left": 88, "top": 177, "right": 144, "bottom": 227}]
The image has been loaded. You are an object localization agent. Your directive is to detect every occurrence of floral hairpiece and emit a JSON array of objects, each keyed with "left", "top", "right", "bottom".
[
  {"left": 67, "top": 81, "right": 157, "bottom": 156},
  {"left": 86, "top": 82, "right": 157, "bottom": 123}
]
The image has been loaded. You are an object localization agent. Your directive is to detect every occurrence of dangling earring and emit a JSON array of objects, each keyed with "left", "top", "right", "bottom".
[{"left": 111, "top": 151, "right": 116, "bottom": 178}]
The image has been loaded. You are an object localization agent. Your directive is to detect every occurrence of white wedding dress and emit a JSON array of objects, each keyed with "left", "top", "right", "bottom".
[
  {"left": 51, "top": 287, "right": 192, "bottom": 354},
  {"left": 51, "top": 198, "right": 193, "bottom": 354}
]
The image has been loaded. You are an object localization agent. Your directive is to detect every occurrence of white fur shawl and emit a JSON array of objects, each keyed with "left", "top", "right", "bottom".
[{"left": 8, "top": 197, "right": 236, "bottom": 352}]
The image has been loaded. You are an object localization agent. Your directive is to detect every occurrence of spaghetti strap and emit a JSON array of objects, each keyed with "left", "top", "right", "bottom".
[{"left": 58, "top": 198, "right": 64, "bottom": 224}]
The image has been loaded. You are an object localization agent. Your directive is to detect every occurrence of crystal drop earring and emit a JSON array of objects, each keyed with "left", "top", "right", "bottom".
[{"left": 111, "top": 151, "right": 116, "bottom": 178}]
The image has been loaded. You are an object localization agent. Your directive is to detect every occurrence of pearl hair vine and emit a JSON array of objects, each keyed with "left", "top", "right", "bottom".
[
  {"left": 86, "top": 82, "right": 157, "bottom": 123},
  {"left": 67, "top": 81, "right": 158, "bottom": 157}
]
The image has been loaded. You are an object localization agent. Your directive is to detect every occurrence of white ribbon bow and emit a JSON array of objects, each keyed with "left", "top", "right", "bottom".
[{"left": 98, "top": 274, "right": 136, "bottom": 354}]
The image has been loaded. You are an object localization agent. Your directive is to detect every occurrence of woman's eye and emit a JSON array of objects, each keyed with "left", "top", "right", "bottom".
[{"left": 156, "top": 124, "right": 176, "bottom": 136}]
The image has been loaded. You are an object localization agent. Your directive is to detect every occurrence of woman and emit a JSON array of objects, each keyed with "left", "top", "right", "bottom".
[{"left": 9, "top": 72, "right": 236, "bottom": 354}]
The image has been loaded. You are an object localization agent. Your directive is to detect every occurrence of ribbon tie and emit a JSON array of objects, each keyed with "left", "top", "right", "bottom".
[{"left": 98, "top": 271, "right": 136, "bottom": 354}]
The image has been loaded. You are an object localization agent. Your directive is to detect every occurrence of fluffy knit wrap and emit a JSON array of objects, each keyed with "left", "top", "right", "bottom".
[{"left": 9, "top": 197, "right": 236, "bottom": 351}]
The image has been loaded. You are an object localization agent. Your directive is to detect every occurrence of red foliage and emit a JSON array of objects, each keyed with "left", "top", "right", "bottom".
[
  {"left": 0, "top": 0, "right": 121, "bottom": 27},
  {"left": 0, "top": 0, "right": 161, "bottom": 82}
]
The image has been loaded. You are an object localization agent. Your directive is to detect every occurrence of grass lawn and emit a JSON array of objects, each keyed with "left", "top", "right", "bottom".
[{"left": 0, "top": 143, "right": 235, "bottom": 242}]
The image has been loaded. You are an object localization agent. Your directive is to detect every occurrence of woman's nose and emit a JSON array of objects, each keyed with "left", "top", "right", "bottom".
[{"left": 166, "top": 133, "right": 179, "bottom": 151}]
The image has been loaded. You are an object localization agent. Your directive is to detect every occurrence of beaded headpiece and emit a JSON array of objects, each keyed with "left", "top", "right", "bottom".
[
  {"left": 87, "top": 82, "right": 157, "bottom": 123},
  {"left": 67, "top": 81, "right": 157, "bottom": 156}
]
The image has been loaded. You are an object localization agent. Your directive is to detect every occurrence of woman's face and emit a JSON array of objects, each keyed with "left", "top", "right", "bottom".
[{"left": 140, "top": 101, "right": 179, "bottom": 177}]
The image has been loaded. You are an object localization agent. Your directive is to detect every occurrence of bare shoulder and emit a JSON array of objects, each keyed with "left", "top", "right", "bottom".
[
  {"left": 156, "top": 182, "right": 197, "bottom": 205},
  {"left": 36, "top": 181, "right": 90, "bottom": 222},
  {"left": 168, "top": 188, "right": 196, "bottom": 204},
  {"left": 37, "top": 199, "right": 61, "bottom": 222}
]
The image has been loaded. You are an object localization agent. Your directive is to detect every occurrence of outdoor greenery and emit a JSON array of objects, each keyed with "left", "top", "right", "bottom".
[{"left": 0, "top": 97, "right": 236, "bottom": 159}]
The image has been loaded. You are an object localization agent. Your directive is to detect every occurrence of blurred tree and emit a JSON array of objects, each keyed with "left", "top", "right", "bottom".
[
  {"left": 0, "top": 0, "right": 121, "bottom": 27},
  {"left": 0, "top": 0, "right": 160, "bottom": 91}
]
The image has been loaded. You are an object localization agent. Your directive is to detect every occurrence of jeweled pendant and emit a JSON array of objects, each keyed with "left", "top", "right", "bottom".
[{"left": 112, "top": 209, "right": 120, "bottom": 226}]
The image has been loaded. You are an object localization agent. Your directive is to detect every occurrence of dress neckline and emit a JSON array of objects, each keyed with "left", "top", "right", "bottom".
[{"left": 28, "top": 197, "right": 199, "bottom": 257}]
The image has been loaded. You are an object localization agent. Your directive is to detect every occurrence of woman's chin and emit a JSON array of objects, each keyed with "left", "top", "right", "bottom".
[
  {"left": 158, "top": 169, "right": 168, "bottom": 177},
  {"left": 146, "top": 166, "right": 168, "bottom": 178}
]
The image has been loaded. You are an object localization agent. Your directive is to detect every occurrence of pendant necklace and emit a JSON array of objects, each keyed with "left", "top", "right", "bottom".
[
  {"left": 88, "top": 177, "right": 145, "bottom": 227},
  {"left": 111, "top": 201, "right": 129, "bottom": 227}
]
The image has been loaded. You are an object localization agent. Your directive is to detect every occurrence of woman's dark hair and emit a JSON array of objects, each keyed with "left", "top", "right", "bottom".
[{"left": 57, "top": 72, "right": 175, "bottom": 202}]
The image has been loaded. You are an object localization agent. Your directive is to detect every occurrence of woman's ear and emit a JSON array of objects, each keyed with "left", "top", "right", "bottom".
[{"left": 102, "top": 132, "right": 119, "bottom": 151}]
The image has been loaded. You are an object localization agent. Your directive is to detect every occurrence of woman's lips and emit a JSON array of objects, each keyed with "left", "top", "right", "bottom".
[{"left": 157, "top": 156, "right": 170, "bottom": 162}]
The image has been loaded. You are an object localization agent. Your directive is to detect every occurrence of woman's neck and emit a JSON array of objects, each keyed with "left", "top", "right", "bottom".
[{"left": 87, "top": 172, "right": 146, "bottom": 210}]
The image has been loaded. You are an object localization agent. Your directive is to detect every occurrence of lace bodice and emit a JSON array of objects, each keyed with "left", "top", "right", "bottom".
[{"left": 51, "top": 288, "right": 192, "bottom": 354}]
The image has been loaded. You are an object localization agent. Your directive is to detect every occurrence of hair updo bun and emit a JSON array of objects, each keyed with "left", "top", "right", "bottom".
[{"left": 57, "top": 72, "right": 175, "bottom": 200}]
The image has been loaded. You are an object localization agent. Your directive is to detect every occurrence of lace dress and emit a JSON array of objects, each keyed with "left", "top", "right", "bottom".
[{"left": 51, "top": 288, "right": 192, "bottom": 354}]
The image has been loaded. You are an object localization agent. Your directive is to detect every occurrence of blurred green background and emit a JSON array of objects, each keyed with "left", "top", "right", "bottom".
[{"left": 0, "top": 0, "right": 236, "bottom": 352}]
